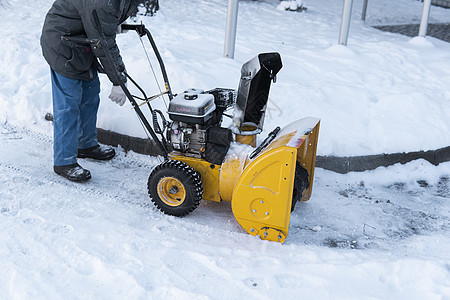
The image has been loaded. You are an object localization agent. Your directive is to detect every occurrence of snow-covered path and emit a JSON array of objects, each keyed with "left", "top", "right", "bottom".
[{"left": 1, "top": 123, "right": 449, "bottom": 299}]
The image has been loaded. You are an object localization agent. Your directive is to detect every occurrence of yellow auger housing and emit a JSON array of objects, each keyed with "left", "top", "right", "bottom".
[
  {"left": 230, "top": 117, "right": 320, "bottom": 243},
  {"left": 169, "top": 117, "right": 320, "bottom": 243}
]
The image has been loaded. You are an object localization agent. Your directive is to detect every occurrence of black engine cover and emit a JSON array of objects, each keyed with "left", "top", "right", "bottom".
[{"left": 205, "top": 126, "right": 233, "bottom": 165}]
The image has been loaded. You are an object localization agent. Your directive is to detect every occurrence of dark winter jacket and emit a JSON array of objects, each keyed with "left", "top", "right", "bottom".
[{"left": 40, "top": 0, "right": 142, "bottom": 84}]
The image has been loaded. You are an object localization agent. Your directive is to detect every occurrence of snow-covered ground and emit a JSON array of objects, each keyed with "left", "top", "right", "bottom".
[
  {"left": 2, "top": 121, "right": 450, "bottom": 299},
  {"left": 1, "top": 0, "right": 450, "bottom": 298}
]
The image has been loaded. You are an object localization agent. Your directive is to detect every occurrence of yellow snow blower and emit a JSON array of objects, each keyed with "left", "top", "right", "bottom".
[{"left": 76, "top": 22, "right": 320, "bottom": 243}]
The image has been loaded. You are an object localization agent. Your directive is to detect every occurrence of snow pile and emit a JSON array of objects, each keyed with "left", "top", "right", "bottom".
[{"left": 1, "top": 0, "right": 450, "bottom": 156}]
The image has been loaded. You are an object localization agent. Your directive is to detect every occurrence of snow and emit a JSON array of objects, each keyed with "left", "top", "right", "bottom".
[
  {"left": 2, "top": 0, "right": 450, "bottom": 156},
  {"left": 0, "top": 0, "right": 450, "bottom": 298}
]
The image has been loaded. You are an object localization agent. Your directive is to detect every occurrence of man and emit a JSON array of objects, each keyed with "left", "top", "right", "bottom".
[{"left": 41, "top": 0, "right": 142, "bottom": 182}]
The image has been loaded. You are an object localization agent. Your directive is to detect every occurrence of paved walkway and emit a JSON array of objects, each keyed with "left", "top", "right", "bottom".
[{"left": 374, "top": 23, "right": 450, "bottom": 43}]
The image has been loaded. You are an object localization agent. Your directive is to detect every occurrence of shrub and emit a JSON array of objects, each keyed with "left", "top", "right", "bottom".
[
  {"left": 277, "top": 0, "right": 307, "bottom": 12},
  {"left": 131, "top": 0, "right": 159, "bottom": 17}
]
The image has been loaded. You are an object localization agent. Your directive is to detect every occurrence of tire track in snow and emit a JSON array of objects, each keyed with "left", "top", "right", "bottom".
[
  {"left": 0, "top": 122, "right": 154, "bottom": 212},
  {"left": 3, "top": 122, "right": 449, "bottom": 250},
  {"left": 0, "top": 122, "right": 247, "bottom": 244}
]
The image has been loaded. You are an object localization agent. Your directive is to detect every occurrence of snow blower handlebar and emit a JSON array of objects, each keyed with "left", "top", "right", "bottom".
[{"left": 121, "top": 23, "right": 173, "bottom": 101}]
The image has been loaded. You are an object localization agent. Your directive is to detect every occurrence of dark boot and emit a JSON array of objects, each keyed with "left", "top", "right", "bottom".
[
  {"left": 54, "top": 163, "right": 91, "bottom": 182},
  {"left": 78, "top": 144, "right": 115, "bottom": 160}
]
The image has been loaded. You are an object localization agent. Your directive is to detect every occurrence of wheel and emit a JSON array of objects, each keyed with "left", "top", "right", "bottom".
[
  {"left": 148, "top": 160, "right": 203, "bottom": 217},
  {"left": 291, "top": 162, "right": 310, "bottom": 212}
]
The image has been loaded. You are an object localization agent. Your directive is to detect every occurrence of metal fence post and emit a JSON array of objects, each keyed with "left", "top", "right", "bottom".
[
  {"left": 361, "top": 0, "right": 369, "bottom": 21},
  {"left": 339, "top": 0, "right": 354, "bottom": 46},
  {"left": 224, "top": 0, "right": 239, "bottom": 59},
  {"left": 419, "top": 0, "right": 432, "bottom": 37}
]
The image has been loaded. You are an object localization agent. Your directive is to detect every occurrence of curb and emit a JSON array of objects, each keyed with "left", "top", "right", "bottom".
[
  {"left": 97, "top": 128, "right": 165, "bottom": 156},
  {"left": 373, "top": 23, "right": 450, "bottom": 43},
  {"left": 97, "top": 128, "right": 450, "bottom": 174},
  {"left": 315, "top": 147, "right": 450, "bottom": 174}
]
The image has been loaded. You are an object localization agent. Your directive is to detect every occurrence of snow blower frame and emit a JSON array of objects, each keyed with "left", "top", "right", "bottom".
[{"left": 65, "top": 16, "right": 320, "bottom": 243}]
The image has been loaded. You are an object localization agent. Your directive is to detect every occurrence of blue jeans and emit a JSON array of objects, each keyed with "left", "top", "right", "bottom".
[{"left": 51, "top": 69, "right": 100, "bottom": 166}]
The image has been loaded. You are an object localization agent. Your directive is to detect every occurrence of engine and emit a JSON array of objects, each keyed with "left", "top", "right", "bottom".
[
  {"left": 166, "top": 88, "right": 235, "bottom": 165},
  {"left": 165, "top": 52, "right": 282, "bottom": 165}
]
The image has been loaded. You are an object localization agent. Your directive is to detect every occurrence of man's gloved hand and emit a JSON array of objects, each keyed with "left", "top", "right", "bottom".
[
  {"left": 109, "top": 84, "right": 127, "bottom": 106},
  {"left": 116, "top": 23, "right": 129, "bottom": 34}
]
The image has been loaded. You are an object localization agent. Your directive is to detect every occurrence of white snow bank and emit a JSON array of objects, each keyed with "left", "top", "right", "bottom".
[{"left": 0, "top": 0, "right": 450, "bottom": 157}]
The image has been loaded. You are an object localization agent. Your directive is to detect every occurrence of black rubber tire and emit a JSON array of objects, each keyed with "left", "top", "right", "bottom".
[
  {"left": 291, "top": 162, "right": 310, "bottom": 212},
  {"left": 148, "top": 160, "right": 203, "bottom": 217}
]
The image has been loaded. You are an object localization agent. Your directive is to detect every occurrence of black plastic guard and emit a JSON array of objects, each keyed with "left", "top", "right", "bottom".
[{"left": 205, "top": 126, "right": 233, "bottom": 165}]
